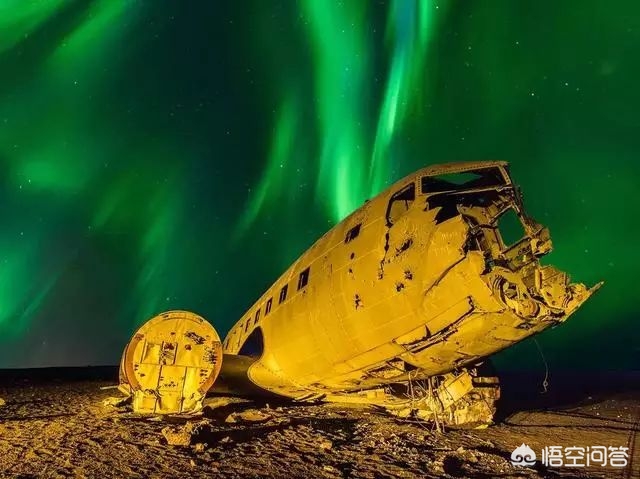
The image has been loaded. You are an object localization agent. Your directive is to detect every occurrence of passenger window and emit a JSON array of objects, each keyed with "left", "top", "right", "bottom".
[
  {"left": 279, "top": 284, "right": 288, "bottom": 304},
  {"left": 298, "top": 267, "right": 310, "bottom": 290},
  {"left": 386, "top": 183, "right": 415, "bottom": 225},
  {"left": 345, "top": 224, "right": 361, "bottom": 243},
  {"left": 254, "top": 308, "right": 261, "bottom": 325},
  {"left": 265, "top": 298, "right": 272, "bottom": 314}
]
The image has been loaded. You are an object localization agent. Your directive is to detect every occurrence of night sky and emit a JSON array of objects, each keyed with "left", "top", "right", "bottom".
[{"left": 0, "top": 0, "right": 638, "bottom": 371}]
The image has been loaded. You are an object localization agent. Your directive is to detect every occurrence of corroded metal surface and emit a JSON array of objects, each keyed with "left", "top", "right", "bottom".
[
  {"left": 119, "top": 310, "right": 222, "bottom": 414},
  {"left": 122, "top": 162, "right": 600, "bottom": 423},
  {"left": 226, "top": 162, "right": 600, "bottom": 401}
]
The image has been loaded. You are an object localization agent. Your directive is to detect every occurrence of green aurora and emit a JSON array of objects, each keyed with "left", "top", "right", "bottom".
[{"left": 0, "top": 0, "right": 638, "bottom": 370}]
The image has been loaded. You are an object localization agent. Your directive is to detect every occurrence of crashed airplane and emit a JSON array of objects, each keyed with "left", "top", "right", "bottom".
[{"left": 119, "top": 161, "right": 601, "bottom": 425}]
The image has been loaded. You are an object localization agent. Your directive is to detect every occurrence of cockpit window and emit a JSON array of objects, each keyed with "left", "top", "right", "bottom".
[
  {"left": 421, "top": 167, "right": 506, "bottom": 193},
  {"left": 497, "top": 208, "right": 526, "bottom": 248},
  {"left": 386, "top": 183, "right": 415, "bottom": 225}
]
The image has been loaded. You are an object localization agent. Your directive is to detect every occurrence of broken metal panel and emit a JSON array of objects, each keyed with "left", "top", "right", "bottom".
[
  {"left": 119, "top": 310, "right": 222, "bottom": 414},
  {"left": 366, "top": 368, "right": 500, "bottom": 427},
  {"left": 394, "top": 324, "right": 429, "bottom": 346}
]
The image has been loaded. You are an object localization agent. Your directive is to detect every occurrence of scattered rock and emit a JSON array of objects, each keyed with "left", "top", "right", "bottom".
[
  {"left": 319, "top": 440, "right": 333, "bottom": 450},
  {"left": 0, "top": 373, "right": 630, "bottom": 479},
  {"left": 161, "top": 420, "right": 213, "bottom": 446},
  {"left": 203, "top": 396, "right": 247, "bottom": 410},
  {"left": 237, "top": 409, "right": 272, "bottom": 422},
  {"left": 193, "top": 443, "right": 206, "bottom": 453},
  {"left": 162, "top": 426, "right": 192, "bottom": 447},
  {"left": 225, "top": 409, "right": 272, "bottom": 423},
  {"left": 431, "top": 459, "right": 445, "bottom": 474},
  {"left": 101, "top": 396, "right": 129, "bottom": 408},
  {"left": 454, "top": 446, "right": 478, "bottom": 464}
]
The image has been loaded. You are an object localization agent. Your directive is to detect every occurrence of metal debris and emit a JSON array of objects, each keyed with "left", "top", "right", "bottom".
[
  {"left": 118, "top": 161, "right": 601, "bottom": 427},
  {"left": 118, "top": 310, "right": 223, "bottom": 415}
]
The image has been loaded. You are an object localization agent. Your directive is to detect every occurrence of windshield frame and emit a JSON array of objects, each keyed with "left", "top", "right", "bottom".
[{"left": 420, "top": 166, "right": 510, "bottom": 194}]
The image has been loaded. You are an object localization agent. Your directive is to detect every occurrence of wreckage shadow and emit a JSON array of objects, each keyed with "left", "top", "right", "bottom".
[
  {"left": 501, "top": 409, "right": 640, "bottom": 432},
  {"left": 202, "top": 397, "right": 311, "bottom": 418},
  {"left": 494, "top": 370, "right": 640, "bottom": 423},
  {"left": 170, "top": 417, "right": 360, "bottom": 449},
  {"left": 0, "top": 396, "right": 77, "bottom": 421},
  {"left": 0, "top": 412, "right": 75, "bottom": 422}
]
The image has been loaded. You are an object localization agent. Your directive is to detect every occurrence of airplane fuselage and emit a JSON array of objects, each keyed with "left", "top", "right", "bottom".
[{"left": 222, "top": 161, "right": 598, "bottom": 400}]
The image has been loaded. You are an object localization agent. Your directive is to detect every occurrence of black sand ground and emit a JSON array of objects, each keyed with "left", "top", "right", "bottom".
[{"left": 0, "top": 368, "right": 637, "bottom": 479}]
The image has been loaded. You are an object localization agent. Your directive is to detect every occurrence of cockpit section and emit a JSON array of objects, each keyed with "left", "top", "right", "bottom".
[
  {"left": 420, "top": 166, "right": 516, "bottom": 224},
  {"left": 420, "top": 166, "right": 509, "bottom": 194},
  {"left": 419, "top": 165, "right": 546, "bottom": 274}
]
